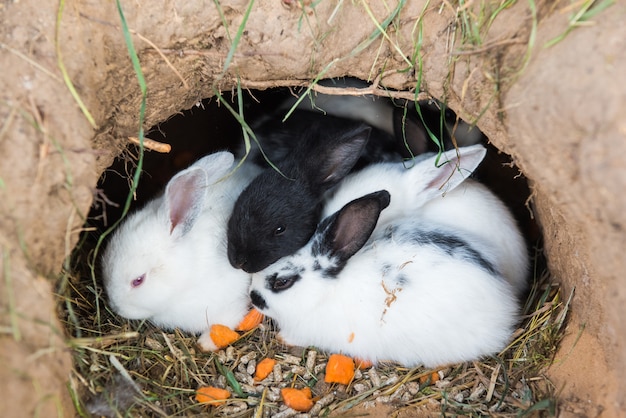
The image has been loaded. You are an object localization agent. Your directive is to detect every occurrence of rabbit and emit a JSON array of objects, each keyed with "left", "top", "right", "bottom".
[
  {"left": 101, "top": 151, "right": 261, "bottom": 352},
  {"left": 227, "top": 119, "right": 373, "bottom": 273},
  {"left": 322, "top": 144, "right": 529, "bottom": 296},
  {"left": 243, "top": 110, "right": 402, "bottom": 171},
  {"left": 242, "top": 78, "right": 464, "bottom": 169},
  {"left": 283, "top": 77, "right": 484, "bottom": 156},
  {"left": 248, "top": 189, "right": 521, "bottom": 368}
]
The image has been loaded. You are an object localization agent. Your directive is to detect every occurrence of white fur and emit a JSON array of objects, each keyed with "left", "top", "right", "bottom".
[
  {"left": 250, "top": 218, "right": 519, "bottom": 368},
  {"left": 323, "top": 145, "right": 529, "bottom": 295},
  {"left": 102, "top": 152, "right": 260, "bottom": 350}
]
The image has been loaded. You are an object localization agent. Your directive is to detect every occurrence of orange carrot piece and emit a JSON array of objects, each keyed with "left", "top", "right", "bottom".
[
  {"left": 236, "top": 308, "right": 265, "bottom": 331},
  {"left": 354, "top": 357, "right": 374, "bottom": 370},
  {"left": 281, "top": 387, "right": 314, "bottom": 412},
  {"left": 254, "top": 357, "right": 277, "bottom": 381},
  {"left": 418, "top": 371, "right": 440, "bottom": 385},
  {"left": 195, "top": 386, "right": 231, "bottom": 406},
  {"left": 209, "top": 324, "right": 240, "bottom": 349},
  {"left": 324, "top": 353, "right": 355, "bottom": 385}
]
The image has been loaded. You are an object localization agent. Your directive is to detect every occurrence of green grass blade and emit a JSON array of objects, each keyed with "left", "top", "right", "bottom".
[
  {"left": 236, "top": 77, "right": 251, "bottom": 156},
  {"left": 212, "top": 86, "right": 289, "bottom": 178},
  {"left": 282, "top": 1, "right": 408, "bottom": 123},
  {"left": 89, "top": 0, "right": 149, "bottom": 328},
  {"left": 580, "top": 0, "right": 614, "bottom": 20},
  {"left": 544, "top": 0, "right": 614, "bottom": 48},
  {"left": 223, "top": 0, "right": 255, "bottom": 74},
  {"left": 55, "top": 0, "right": 97, "bottom": 128},
  {"left": 350, "top": 0, "right": 407, "bottom": 59},
  {"left": 212, "top": 0, "right": 232, "bottom": 43},
  {"left": 281, "top": 59, "right": 338, "bottom": 122},
  {"left": 107, "top": 0, "right": 148, "bottom": 227},
  {"left": 2, "top": 248, "right": 21, "bottom": 341},
  {"left": 215, "top": 358, "right": 245, "bottom": 397},
  {"left": 360, "top": 0, "right": 411, "bottom": 67}
]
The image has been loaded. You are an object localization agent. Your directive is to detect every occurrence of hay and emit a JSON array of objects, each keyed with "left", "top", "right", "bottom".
[{"left": 59, "top": 242, "right": 564, "bottom": 417}]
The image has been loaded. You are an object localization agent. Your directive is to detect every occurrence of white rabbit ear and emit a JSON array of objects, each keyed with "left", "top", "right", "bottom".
[
  {"left": 190, "top": 151, "right": 235, "bottom": 184},
  {"left": 164, "top": 152, "right": 234, "bottom": 238},
  {"left": 326, "top": 190, "right": 390, "bottom": 263},
  {"left": 417, "top": 144, "right": 487, "bottom": 201},
  {"left": 165, "top": 167, "right": 207, "bottom": 238}
]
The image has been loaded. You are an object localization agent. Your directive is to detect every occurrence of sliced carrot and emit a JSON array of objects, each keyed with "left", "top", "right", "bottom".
[
  {"left": 236, "top": 308, "right": 265, "bottom": 331},
  {"left": 209, "top": 324, "right": 240, "bottom": 349},
  {"left": 195, "top": 386, "right": 231, "bottom": 406},
  {"left": 281, "top": 387, "right": 314, "bottom": 412},
  {"left": 324, "top": 353, "right": 355, "bottom": 385},
  {"left": 354, "top": 357, "right": 373, "bottom": 370},
  {"left": 254, "top": 357, "right": 277, "bottom": 381},
  {"left": 418, "top": 371, "right": 440, "bottom": 385}
]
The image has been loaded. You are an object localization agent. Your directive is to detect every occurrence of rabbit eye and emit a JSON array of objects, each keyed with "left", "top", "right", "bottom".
[
  {"left": 131, "top": 274, "right": 146, "bottom": 288},
  {"left": 274, "top": 225, "right": 286, "bottom": 236},
  {"left": 269, "top": 273, "right": 299, "bottom": 292}
]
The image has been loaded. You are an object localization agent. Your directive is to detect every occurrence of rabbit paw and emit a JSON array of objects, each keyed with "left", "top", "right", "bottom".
[{"left": 197, "top": 331, "right": 218, "bottom": 352}]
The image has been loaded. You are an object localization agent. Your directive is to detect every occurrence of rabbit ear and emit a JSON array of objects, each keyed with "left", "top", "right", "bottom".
[
  {"left": 189, "top": 151, "right": 235, "bottom": 184},
  {"left": 165, "top": 151, "right": 234, "bottom": 238},
  {"left": 326, "top": 190, "right": 391, "bottom": 263},
  {"left": 308, "top": 125, "right": 371, "bottom": 189},
  {"left": 165, "top": 168, "right": 206, "bottom": 238},
  {"left": 416, "top": 144, "right": 487, "bottom": 202}
]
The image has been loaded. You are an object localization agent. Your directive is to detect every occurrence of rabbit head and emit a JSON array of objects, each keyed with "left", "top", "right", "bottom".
[
  {"left": 102, "top": 151, "right": 258, "bottom": 349},
  {"left": 227, "top": 123, "right": 372, "bottom": 273}
]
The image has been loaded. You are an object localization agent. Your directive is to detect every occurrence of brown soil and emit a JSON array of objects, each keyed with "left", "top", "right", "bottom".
[{"left": 1, "top": 0, "right": 625, "bottom": 416}]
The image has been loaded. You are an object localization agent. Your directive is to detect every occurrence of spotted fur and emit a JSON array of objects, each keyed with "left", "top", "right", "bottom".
[{"left": 249, "top": 144, "right": 528, "bottom": 367}]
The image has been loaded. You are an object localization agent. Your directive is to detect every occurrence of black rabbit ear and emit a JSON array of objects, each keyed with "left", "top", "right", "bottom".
[
  {"left": 309, "top": 124, "right": 371, "bottom": 188},
  {"left": 326, "top": 190, "right": 391, "bottom": 263},
  {"left": 165, "top": 167, "right": 206, "bottom": 238}
]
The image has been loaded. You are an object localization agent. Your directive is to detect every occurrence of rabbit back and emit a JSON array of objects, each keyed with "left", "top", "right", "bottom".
[
  {"left": 322, "top": 145, "right": 529, "bottom": 295},
  {"left": 102, "top": 153, "right": 260, "bottom": 335},
  {"left": 251, "top": 218, "right": 519, "bottom": 368}
]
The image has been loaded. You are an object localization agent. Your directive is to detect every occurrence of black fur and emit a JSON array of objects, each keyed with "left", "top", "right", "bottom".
[
  {"left": 267, "top": 272, "right": 301, "bottom": 292},
  {"left": 381, "top": 263, "right": 393, "bottom": 276},
  {"left": 227, "top": 120, "right": 371, "bottom": 273},
  {"left": 398, "top": 228, "right": 498, "bottom": 275},
  {"left": 250, "top": 110, "right": 401, "bottom": 170},
  {"left": 227, "top": 171, "right": 323, "bottom": 273},
  {"left": 391, "top": 100, "right": 481, "bottom": 156},
  {"left": 250, "top": 290, "right": 267, "bottom": 310},
  {"left": 310, "top": 190, "right": 391, "bottom": 279},
  {"left": 395, "top": 274, "right": 409, "bottom": 286}
]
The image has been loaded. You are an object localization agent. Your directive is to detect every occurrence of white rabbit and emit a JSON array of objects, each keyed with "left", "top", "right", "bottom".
[
  {"left": 322, "top": 144, "right": 529, "bottom": 296},
  {"left": 248, "top": 190, "right": 520, "bottom": 368},
  {"left": 101, "top": 151, "right": 260, "bottom": 351}
]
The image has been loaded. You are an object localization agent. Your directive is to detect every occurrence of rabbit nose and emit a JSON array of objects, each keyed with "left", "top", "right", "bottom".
[
  {"left": 250, "top": 290, "right": 267, "bottom": 310},
  {"left": 234, "top": 259, "right": 251, "bottom": 271},
  {"left": 228, "top": 250, "right": 248, "bottom": 270}
]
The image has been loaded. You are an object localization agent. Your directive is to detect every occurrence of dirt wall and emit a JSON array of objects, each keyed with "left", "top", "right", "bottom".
[{"left": 1, "top": 0, "right": 624, "bottom": 416}]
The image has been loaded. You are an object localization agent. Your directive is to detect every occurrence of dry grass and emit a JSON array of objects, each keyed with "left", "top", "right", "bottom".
[
  {"left": 59, "top": 242, "right": 564, "bottom": 417},
  {"left": 56, "top": 3, "right": 565, "bottom": 415}
]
